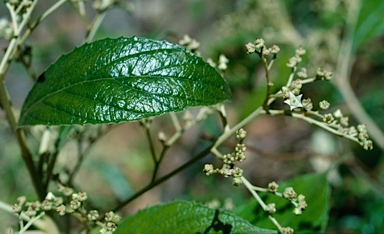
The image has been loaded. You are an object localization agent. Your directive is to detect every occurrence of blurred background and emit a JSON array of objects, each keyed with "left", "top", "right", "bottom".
[{"left": 1, "top": 0, "right": 383, "bottom": 232}]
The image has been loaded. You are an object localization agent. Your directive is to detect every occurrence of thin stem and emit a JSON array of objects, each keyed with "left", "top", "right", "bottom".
[
  {"left": 69, "top": 0, "right": 89, "bottom": 27},
  {"left": 0, "top": 82, "right": 45, "bottom": 200},
  {"left": 111, "top": 142, "right": 214, "bottom": 212},
  {"left": 140, "top": 121, "right": 165, "bottom": 183},
  {"left": 67, "top": 127, "right": 112, "bottom": 185},
  {"left": 19, "top": 212, "right": 46, "bottom": 234},
  {"left": 170, "top": 112, "right": 182, "bottom": 132},
  {"left": 85, "top": 12, "right": 106, "bottom": 42},
  {"left": 143, "top": 123, "right": 158, "bottom": 166},
  {"left": 19, "top": 0, "right": 68, "bottom": 44},
  {"left": 150, "top": 146, "right": 170, "bottom": 182},
  {"left": 216, "top": 104, "right": 229, "bottom": 132},
  {"left": 334, "top": 0, "right": 384, "bottom": 149},
  {"left": 0, "top": 37, "right": 17, "bottom": 77},
  {"left": 241, "top": 177, "right": 267, "bottom": 210},
  {"left": 241, "top": 177, "right": 283, "bottom": 232},
  {"left": 15, "top": 0, "right": 39, "bottom": 35},
  {"left": 43, "top": 151, "right": 59, "bottom": 190},
  {"left": 286, "top": 66, "right": 297, "bottom": 87},
  {"left": 212, "top": 107, "right": 265, "bottom": 151},
  {"left": 165, "top": 108, "right": 212, "bottom": 147},
  {"left": 262, "top": 57, "right": 272, "bottom": 111},
  {"left": 266, "top": 109, "right": 361, "bottom": 144},
  {"left": 268, "top": 215, "right": 283, "bottom": 232}
]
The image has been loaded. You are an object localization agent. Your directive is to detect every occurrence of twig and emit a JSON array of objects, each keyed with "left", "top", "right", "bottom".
[
  {"left": 111, "top": 142, "right": 214, "bottom": 212},
  {"left": 19, "top": 212, "right": 46, "bottom": 234},
  {"left": 334, "top": 0, "right": 384, "bottom": 150},
  {"left": 241, "top": 177, "right": 283, "bottom": 232},
  {"left": 85, "top": 12, "right": 106, "bottom": 42}
]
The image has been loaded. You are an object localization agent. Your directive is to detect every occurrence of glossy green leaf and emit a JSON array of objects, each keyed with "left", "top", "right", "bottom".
[
  {"left": 235, "top": 173, "right": 331, "bottom": 233},
  {"left": 18, "top": 37, "right": 231, "bottom": 126},
  {"left": 353, "top": 1, "right": 384, "bottom": 50},
  {"left": 116, "top": 200, "right": 277, "bottom": 234}
]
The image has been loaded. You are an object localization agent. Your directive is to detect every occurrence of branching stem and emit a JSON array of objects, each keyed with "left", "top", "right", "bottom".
[{"left": 112, "top": 143, "right": 214, "bottom": 212}]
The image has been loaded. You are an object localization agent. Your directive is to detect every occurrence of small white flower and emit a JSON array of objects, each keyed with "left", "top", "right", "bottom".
[
  {"left": 218, "top": 54, "right": 229, "bottom": 70},
  {"left": 254, "top": 38, "right": 265, "bottom": 49},
  {"left": 45, "top": 192, "right": 56, "bottom": 201},
  {"left": 284, "top": 92, "right": 303, "bottom": 111}
]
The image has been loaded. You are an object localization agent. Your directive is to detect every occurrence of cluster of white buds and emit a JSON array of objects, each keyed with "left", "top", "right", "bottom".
[
  {"left": 280, "top": 46, "right": 319, "bottom": 111},
  {"left": 12, "top": 192, "right": 65, "bottom": 222},
  {"left": 286, "top": 46, "right": 306, "bottom": 68},
  {"left": 100, "top": 211, "right": 121, "bottom": 233},
  {"left": 357, "top": 124, "right": 373, "bottom": 150},
  {"left": 301, "top": 98, "right": 313, "bottom": 111},
  {"left": 179, "top": 34, "right": 201, "bottom": 56},
  {"left": 267, "top": 181, "right": 279, "bottom": 193},
  {"left": 6, "top": 0, "right": 33, "bottom": 7},
  {"left": 293, "top": 194, "right": 308, "bottom": 215},
  {"left": 218, "top": 54, "right": 229, "bottom": 71},
  {"left": 12, "top": 184, "right": 121, "bottom": 233},
  {"left": 203, "top": 163, "right": 244, "bottom": 186},
  {"left": 92, "top": 0, "right": 116, "bottom": 11},
  {"left": 203, "top": 129, "right": 247, "bottom": 186},
  {"left": 281, "top": 227, "right": 294, "bottom": 234},
  {"left": 206, "top": 54, "right": 229, "bottom": 72},
  {"left": 316, "top": 67, "right": 333, "bottom": 80},
  {"left": 320, "top": 108, "right": 373, "bottom": 150},
  {"left": 281, "top": 187, "right": 307, "bottom": 216},
  {"left": 0, "top": 18, "right": 13, "bottom": 40},
  {"left": 297, "top": 67, "right": 308, "bottom": 79},
  {"left": 265, "top": 203, "right": 276, "bottom": 214},
  {"left": 245, "top": 38, "right": 280, "bottom": 58}
]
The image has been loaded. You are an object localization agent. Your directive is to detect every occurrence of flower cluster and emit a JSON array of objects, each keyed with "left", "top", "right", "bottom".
[
  {"left": 92, "top": 0, "right": 116, "bottom": 11},
  {"left": 281, "top": 187, "right": 307, "bottom": 215},
  {"left": 322, "top": 109, "right": 372, "bottom": 150},
  {"left": 12, "top": 184, "right": 121, "bottom": 233},
  {"left": 306, "top": 100, "right": 372, "bottom": 150},
  {"left": 245, "top": 38, "right": 280, "bottom": 58},
  {"left": 207, "top": 54, "right": 230, "bottom": 72},
  {"left": 274, "top": 45, "right": 372, "bottom": 150},
  {"left": 203, "top": 163, "right": 244, "bottom": 186},
  {"left": 285, "top": 46, "right": 306, "bottom": 68},
  {"left": 203, "top": 128, "right": 247, "bottom": 186},
  {"left": 179, "top": 34, "right": 201, "bottom": 55},
  {"left": 316, "top": 67, "right": 333, "bottom": 81},
  {"left": 5, "top": 0, "right": 33, "bottom": 8},
  {"left": 0, "top": 18, "right": 13, "bottom": 40},
  {"left": 267, "top": 182, "right": 308, "bottom": 217}
]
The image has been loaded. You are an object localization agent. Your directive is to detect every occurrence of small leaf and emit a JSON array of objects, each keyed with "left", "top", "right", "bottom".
[
  {"left": 116, "top": 200, "right": 277, "bottom": 234},
  {"left": 235, "top": 173, "right": 331, "bottom": 233},
  {"left": 18, "top": 37, "right": 231, "bottom": 126}
]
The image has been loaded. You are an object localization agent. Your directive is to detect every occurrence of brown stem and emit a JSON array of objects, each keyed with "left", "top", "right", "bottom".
[
  {"left": 0, "top": 81, "right": 45, "bottom": 200},
  {"left": 111, "top": 142, "right": 214, "bottom": 212}
]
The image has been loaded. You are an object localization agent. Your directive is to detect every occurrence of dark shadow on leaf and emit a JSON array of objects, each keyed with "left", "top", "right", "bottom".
[
  {"left": 202, "top": 209, "right": 232, "bottom": 234},
  {"left": 37, "top": 73, "right": 45, "bottom": 83}
]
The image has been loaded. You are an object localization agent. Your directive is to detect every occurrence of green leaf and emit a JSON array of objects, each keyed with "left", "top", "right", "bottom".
[
  {"left": 235, "top": 173, "right": 331, "bottom": 233},
  {"left": 18, "top": 37, "right": 231, "bottom": 126},
  {"left": 353, "top": 1, "right": 384, "bottom": 50},
  {"left": 116, "top": 200, "right": 277, "bottom": 234}
]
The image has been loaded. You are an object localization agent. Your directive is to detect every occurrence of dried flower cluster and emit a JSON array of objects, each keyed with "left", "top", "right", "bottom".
[
  {"left": 203, "top": 128, "right": 247, "bottom": 186},
  {"left": 12, "top": 184, "right": 121, "bottom": 233}
]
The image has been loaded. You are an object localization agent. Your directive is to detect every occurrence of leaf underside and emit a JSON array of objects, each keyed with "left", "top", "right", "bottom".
[{"left": 18, "top": 37, "right": 231, "bottom": 126}]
